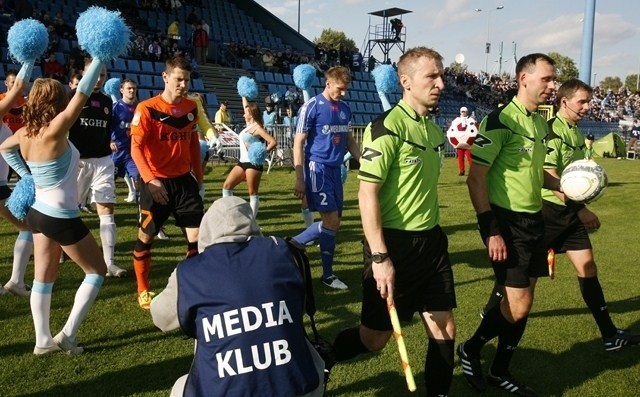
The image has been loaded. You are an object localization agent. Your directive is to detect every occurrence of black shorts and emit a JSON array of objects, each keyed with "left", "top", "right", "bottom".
[
  {"left": 361, "top": 226, "right": 457, "bottom": 331},
  {"left": 138, "top": 172, "right": 204, "bottom": 236},
  {"left": 26, "top": 208, "right": 90, "bottom": 246},
  {"left": 237, "top": 161, "right": 264, "bottom": 172},
  {"left": 542, "top": 200, "right": 591, "bottom": 253},
  {"left": 482, "top": 205, "right": 548, "bottom": 288},
  {"left": 0, "top": 185, "right": 11, "bottom": 200}
]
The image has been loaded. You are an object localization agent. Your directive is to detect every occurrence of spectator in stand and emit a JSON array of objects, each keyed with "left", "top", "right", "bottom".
[
  {"left": 132, "top": 35, "right": 147, "bottom": 59},
  {"left": 160, "top": 38, "right": 172, "bottom": 61},
  {"left": 351, "top": 48, "right": 363, "bottom": 73},
  {"left": 148, "top": 39, "right": 162, "bottom": 61},
  {"left": 192, "top": 21, "right": 209, "bottom": 65},
  {"left": 214, "top": 101, "right": 232, "bottom": 133},
  {"left": 628, "top": 119, "right": 640, "bottom": 152},
  {"left": 262, "top": 50, "right": 277, "bottom": 73},
  {"left": 171, "top": 42, "right": 183, "bottom": 58},
  {"left": 263, "top": 102, "right": 278, "bottom": 134},
  {"left": 68, "top": 73, "right": 81, "bottom": 92},
  {"left": 167, "top": 19, "right": 180, "bottom": 45},
  {"left": 42, "top": 52, "right": 66, "bottom": 82}
]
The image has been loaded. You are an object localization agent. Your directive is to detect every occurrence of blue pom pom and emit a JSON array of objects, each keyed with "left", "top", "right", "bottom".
[
  {"left": 7, "top": 19, "right": 49, "bottom": 63},
  {"left": 293, "top": 64, "right": 316, "bottom": 90},
  {"left": 6, "top": 175, "right": 35, "bottom": 221},
  {"left": 371, "top": 65, "right": 399, "bottom": 94},
  {"left": 248, "top": 142, "right": 267, "bottom": 166},
  {"left": 76, "top": 7, "right": 131, "bottom": 61},
  {"left": 341, "top": 164, "right": 348, "bottom": 184},
  {"left": 104, "top": 77, "right": 121, "bottom": 98},
  {"left": 237, "top": 76, "right": 258, "bottom": 99}
]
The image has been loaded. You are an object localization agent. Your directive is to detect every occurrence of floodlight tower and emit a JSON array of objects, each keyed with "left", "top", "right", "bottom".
[{"left": 362, "top": 7, "right": 412, "bottom": 71}]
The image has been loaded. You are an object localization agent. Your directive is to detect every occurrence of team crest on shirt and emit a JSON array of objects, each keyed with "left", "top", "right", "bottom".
[
  {"left": 339, "top": 111, "right": 347, "bottom": 120},
  {"left": 104, "top": 107, "right": 110, "bottom": 115},
  {"left": 132, "top": 112, "right": 141, "bottom": 126},
  {"left": 187, "top": 112, "right": 194, "bottom": 121},
  {"left": 321, "top": 125, "right": 331, "bottom": 135}
]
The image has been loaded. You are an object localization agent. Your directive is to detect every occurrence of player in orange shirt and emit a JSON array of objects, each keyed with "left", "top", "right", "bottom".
[
  {"left": 1, "top": 70, "right": 27, "bottom": 182},
  {"left": 130, "top": 56, "right": 204, "bottom": 309},
  {"left": 0, "top": 70, "right": 27, "bottom": 134}
]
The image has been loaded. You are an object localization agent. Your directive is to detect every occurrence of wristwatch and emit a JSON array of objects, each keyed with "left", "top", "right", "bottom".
[{"left": 371, "top": 252, "right": 389, "bottom": 263}]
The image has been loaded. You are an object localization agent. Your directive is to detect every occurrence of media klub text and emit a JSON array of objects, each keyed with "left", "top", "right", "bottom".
[{"left": 201, "top": 300, "right": 297, "bottom": 378}]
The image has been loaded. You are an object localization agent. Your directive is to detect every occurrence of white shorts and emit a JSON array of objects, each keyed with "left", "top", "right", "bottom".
[{"left": 77, "top": 156, "right": 116, "bottom": 204}]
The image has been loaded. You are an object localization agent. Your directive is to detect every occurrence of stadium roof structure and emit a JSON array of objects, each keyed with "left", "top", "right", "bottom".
[{"left": 368, "top": 8, "right": 412, "bottom": 18}]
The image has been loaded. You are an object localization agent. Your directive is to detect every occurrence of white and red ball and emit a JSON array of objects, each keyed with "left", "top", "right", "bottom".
[
  {"left": 560, "top": 159, "right": 608, "bottom": 204},
  {"left": 447, "top": 118, "right": 478, "bottom": 149}
]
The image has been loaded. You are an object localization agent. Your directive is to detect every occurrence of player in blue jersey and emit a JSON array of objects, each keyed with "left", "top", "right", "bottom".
[
  {"left": 110, "top": 78, "right": 140, "bottom": 203},
  {"left": 292, "top": 66, "right": 361, "bottom": 289}
]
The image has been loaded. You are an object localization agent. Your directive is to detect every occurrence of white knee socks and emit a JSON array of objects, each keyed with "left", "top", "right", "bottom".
[{"left": 99, "top": 214, "right": 116, "bottom": 268}]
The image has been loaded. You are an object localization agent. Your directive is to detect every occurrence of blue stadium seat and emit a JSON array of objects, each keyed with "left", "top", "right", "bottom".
[
  {"left": 273, "top": 73, "right": 284, "bottom": 84},
  {"left": 283, "top": 74, "right": 293, "bottom": 86},
  {"left": 0, "top": 64, "right": 4, "bottom": 79},
  {"left": 141, "top": 61, "right": 155, "bottom": 74},
  {"left": 127, "top": 59, "right": 141, "bottom": 73},
  {"left": 241, "top": 58, "right": 253, "bottom": 71},
  {"left": 59, "top": 39, "right": 70, "bottom": 53},
  {"left": 139, "top": 74, "right": 154, "bottom": 88},
  {"left": 137, "top": 89, "right": 152, "bottom": 101},
  {"left": 1, "top": 47, "right": 8, "bottom": 62},
  {"left": 32, "top": 66, "right": 42, "bottom": 79},
  {"left": 154, "top": 62, "right": 165, "bottom": 73},
  {"left": 205, "top": 93, "right": 219, "bottom": 107},
  {"left": 254, "top": 71, "right": 266, "bottom": 82},
  {"left": 264, "top": 72, "right": 275, "bottom": 83},
  {"left": 55, "top": 52, "right": 66, "bottom": 65},
  {"left": 192, "top": 79, "right": 205, "bottom": 91},
  {"left": 152, "top": 76, "right": 164, "bottom": 88},
  {"left": 112, "top": 58, "right": 127, "bottom": 72}
]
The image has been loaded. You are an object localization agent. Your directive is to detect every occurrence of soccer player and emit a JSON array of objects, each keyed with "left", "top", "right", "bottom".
[
  {"left": 330, "top": 47, "right": 456, "bottom": 397},
  {"left": 68, "top": 58, "right": 125, "bottom": 278},
  {"left": 110, "top": 78, "right": 139, "bottom": 203},
  {"left": 458, "top": 53, "right": 559, "bottom": 396},
  {"left": 292, "top": 65, "right": 361, "bottom": 290},
  {"left": 1, "top": 57, "right": 108, "bottom": 356},
  {"left": 0, "top": 70, "right": 26, "bottom": 135},
  {"left": 542, "top": 79, "right": 639, "bottom": 350},
  {"left": 150, "top": 197, "right": 325, "bottom": 396},
  {"left": 130, "top": 56, "right": 204, "bottom": 310},
  {"left": 0, "top": 69, "right": 27, "bottom": 183},
  {"left": 0, "top": 69, "right": 32, "bottom": 297}
]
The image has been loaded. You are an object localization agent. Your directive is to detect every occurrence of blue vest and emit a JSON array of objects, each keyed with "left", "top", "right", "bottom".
[{"left": 177, "top": 237, "right": 320, "bottom": 397}]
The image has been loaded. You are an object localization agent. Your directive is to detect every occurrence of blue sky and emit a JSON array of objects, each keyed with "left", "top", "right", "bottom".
[{"left": 255, "top": 0, "right": 640, "bottom": 84}]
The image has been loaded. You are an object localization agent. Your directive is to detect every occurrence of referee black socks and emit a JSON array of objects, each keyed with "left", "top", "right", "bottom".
[{"left": 331, "top": 327, "right": 370, "bottom": 362}]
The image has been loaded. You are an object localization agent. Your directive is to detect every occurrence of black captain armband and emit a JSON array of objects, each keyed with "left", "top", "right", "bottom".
[
  {"left": 565, "top": 200, "right": 586, "bottom": 212},
  {"left": 477, "top": 211, "right": 501, "bottom": 237}
]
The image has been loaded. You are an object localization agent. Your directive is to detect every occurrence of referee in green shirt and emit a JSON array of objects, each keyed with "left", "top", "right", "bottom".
[{"left": 458, "top": 53, "right": 559, "bottom": 396}]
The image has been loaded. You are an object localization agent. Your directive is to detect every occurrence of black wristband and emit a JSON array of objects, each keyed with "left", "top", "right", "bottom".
[
  {"left": 477, "top": 211, "right": 501, "bottom": 237},
  {"left": 565, "top": 200, "right": 585, "bottom": 211}
]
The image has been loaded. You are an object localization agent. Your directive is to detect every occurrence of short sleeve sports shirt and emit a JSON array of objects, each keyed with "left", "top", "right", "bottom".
[
  {"left": 358, "top": 100, "right": 445, "bottom": 231},
  {"left": 471, "top": 97, "right": 548, "bottom": 213},
  {"left": 542, "top": 114, "right": 586, "bottom": 205},
  {"left": 130, "top": 95, "right": 198, "bottom": 181}
]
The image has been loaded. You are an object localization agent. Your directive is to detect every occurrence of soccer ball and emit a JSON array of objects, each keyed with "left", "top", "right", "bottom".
[
  {"left": 447, "top": 120, "right": 478, "bottom": 149},
  {"left": 560, "top": 160, "right": 608, "bottom": 204}
]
